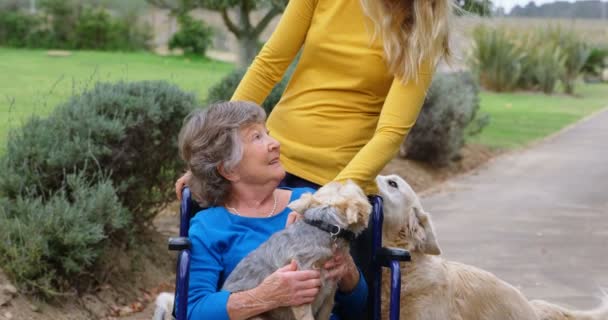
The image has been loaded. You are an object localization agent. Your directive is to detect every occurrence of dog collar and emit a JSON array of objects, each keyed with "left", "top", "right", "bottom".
[{"left": 303, "top": 219, "right": 356, "bottom": 241}]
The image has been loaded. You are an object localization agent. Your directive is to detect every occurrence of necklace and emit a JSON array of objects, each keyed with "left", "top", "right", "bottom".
[{"left": 227, "top": 191, "right": 278, "bottom": 217}]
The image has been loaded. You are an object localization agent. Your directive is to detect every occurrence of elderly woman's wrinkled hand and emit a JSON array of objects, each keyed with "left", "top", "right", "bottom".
[
  {"left": 285, "top": 211, "right": 302, "bottom": 227},
  {"left": 323, "top": 251, "right": 359, "bottom": 293},
  {"left": 255, "top": 260, "right": 321, "bottom": 308},
  {"left": 175, "top": 171, "right": 192, "bottom": 200}
]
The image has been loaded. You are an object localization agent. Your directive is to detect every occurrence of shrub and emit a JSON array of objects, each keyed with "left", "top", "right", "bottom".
[
  {"left": 169, "top": 14, "right": 214, "bottom": 56},
  {"left": 39, "top": 0, "right": 80, "bottom": 47},
  {"left": 401, "top": 72, "right": 489, "bottom": 167},
  {"left": 1, "top": 81, "right": 196, "bottom": 222},
  {"left": 582, "top": 46, "right": 608, "bottom": 78},
  {"left": 73, "top": 7, "right": 116, "bottom": 50},
  {"left": 206, "top": 52, "right": 300, "bottom": 114},
  {"left": 548, "top": 28, "right": 590, "bottom": 94},
  {"left": 73, "top": 7, "right": 151, "bottom": 51},
  {"left": 0, "top": 174, "right": 129, "bottom": 296},
  {"left": 115, "top": 11, "right": 153, "bottom": 51},
  {"left": 0, "top": 1, "right": 151, "bottom": 50},
  {"left": 469, "top": 25, "right": 524, "bottom": 92},
  {"left": 0, "top": 11, "right": 43, "bottom": 47},
  {"left": 519, "top": 34, "right": 566, "bottom": 94},
  {"left": 205, "top": 68, "right": 286, "bottom": 114},
  {"left": 0, "top": 81, "right": 197, "bottom": 295}
]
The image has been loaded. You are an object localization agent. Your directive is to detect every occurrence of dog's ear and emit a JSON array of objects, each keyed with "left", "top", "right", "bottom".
[
  {"left": 341, "top": 181, "right": 372, "bottom": 225},
  {"left": 345, "top": 196, "right": 372, "bottom": 225},
  {"left": 288, "top": 193, "right": 314, "bottom": 213},
  {"left": 410, "top": 207, "right": 441, "bottom": 255}
]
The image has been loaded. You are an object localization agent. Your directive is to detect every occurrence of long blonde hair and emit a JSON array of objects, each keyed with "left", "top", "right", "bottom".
[{"left": 360, "top": 0, "right": 453, "bottom": 82}]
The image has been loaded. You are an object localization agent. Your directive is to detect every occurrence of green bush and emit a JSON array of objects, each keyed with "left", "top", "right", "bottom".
[
  {"left": 39, "top": 0, "right": 80, "bottom": 47},
  {"left": 470, "top": 25, "right": 592, "bottom": 95},
  {"left": 0, "top": 81, "right": 197, "bottom": 296},
  {"left": 518, "top": 33, "right": 566, "bottom": 94},
  {"left": 115, "top": 11, "right": 153, "bottom": 51},
  {"left": 206, "top": 52, "right": 300, "bottom": 114},
  {"left": 74, "top": 7, "right": 114, "bottom": 50},
  {"left": 0, "top": 11, "right": 50, "bottom": 48},
  {"left": 1, "top": 81, "right": 195, "bottom": 221},
  {"left": 582, "top": 46, "right": 608, "bottom": 76},
  {"left": 548, "top": 28, "right": 590, "bottom": 94},
  {"left": 531, "top": 45, "right": 565, "bottom": 94},
  {"left": 72, "top": 7, "right": 151, "bottom": 51},
  {"left": 169, "top": 14, "right": 213, "bottom": 56},
  {"left": 0, "top": 1, "right": 150, "bottom": 50},
  {"left": 0, "top": 174, "right": 129, "bottom": 296},
  {"left": 401, "top": 72, "right": 489, "bottom": 167},
  {"left": 469, "top": 25, "right": 524, "bottom": 92},
  {"left": 206, "top": 68, "right": 285, "bottom": 115}
]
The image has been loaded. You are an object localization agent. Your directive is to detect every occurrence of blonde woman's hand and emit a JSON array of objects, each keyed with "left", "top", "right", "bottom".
[
  {"left": 175, "top": 171, "right": 192, "bottom": 200},
  {"left": 254, "top": 260, "right": 321, "bottom": 308},
  {"left": 323, "top": 251, "right": 359, "bottom": 293}
]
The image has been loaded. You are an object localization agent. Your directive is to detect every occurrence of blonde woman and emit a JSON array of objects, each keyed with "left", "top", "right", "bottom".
[
  {"left": 229, "top": 0, "right": 452, "bottom": 195},
  {"left": 179, "top": 0, "right": 452, "bottom": 202}
]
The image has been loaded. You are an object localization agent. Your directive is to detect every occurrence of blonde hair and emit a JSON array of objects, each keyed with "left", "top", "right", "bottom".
[{"left": 360, "top": 0, "right": 453, "bottom": 82}]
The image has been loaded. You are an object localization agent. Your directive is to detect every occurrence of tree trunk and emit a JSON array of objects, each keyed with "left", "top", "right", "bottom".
[
  {"left": 217, "top": 1, "right": 281, "bottom": 67},
  {"left": 237, "top": 35, "right": 259, "bottom": 68},
  {"left": 236, "top": 1, "right": 257, "bottom": 68},
  {"left": 564, "top": 80, "right": 575, "bottom": 95}
]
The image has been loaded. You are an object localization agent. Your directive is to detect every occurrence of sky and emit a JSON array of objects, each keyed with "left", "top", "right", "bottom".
[{"left": 494, "top": 0, "right": 581, "bottom": 13}]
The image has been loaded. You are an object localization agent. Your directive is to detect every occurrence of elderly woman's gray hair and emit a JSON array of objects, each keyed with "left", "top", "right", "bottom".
[{"left": 178, "top": 101, "right": 266, "bottom": 206}]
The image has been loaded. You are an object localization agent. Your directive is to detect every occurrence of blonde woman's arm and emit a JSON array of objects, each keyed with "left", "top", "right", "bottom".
[
  {"left": 334, "top": 63, "right": 435, "bottom": 192},
  {"left": 231, "top": 0, "right": 317, "bottom": 104}
]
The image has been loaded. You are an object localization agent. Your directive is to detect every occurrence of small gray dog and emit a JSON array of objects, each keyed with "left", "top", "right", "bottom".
[{"left": 222, "top": 180, "right": 372, "bottom": 320}]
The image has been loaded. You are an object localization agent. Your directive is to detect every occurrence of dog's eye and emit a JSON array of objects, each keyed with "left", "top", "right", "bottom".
[{"left": 388, "top": 180, "right": 398, "bottom": 189}]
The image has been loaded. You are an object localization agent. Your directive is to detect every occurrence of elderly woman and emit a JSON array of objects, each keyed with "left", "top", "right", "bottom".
[{"left": 178, "top": 101, "right": 367, "bottom": 320}]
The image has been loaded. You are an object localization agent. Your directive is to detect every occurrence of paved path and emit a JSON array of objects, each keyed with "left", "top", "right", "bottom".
[{"left": 421, "top": 108, "right": 608, "bottom": 310}]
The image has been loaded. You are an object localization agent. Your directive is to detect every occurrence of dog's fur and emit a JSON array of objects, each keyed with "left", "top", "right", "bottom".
[
  {"left": 221, "top": 180, "right": 371, "bottom": 320},
  {"left": 152, "top": 292, "right": 173, "bottom": 320},
  {"left": 376, "top": 174, "right": 608, "bottom": 320}
]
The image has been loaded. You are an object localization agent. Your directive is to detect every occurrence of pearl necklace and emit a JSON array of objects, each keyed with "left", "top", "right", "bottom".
[{"left": 227, "top": 191, "right": 278, "bottom": 217}]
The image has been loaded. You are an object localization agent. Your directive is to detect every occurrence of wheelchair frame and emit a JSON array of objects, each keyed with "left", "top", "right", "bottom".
[{"left": 168, "top": 187, "right": 410, "bottom": 320}]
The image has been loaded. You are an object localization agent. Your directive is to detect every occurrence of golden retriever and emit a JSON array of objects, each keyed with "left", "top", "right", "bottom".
[{"left": 376, "top": 174, "right": 607, "bottom": 320}]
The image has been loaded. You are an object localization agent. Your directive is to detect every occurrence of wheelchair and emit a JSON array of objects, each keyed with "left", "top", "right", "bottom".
[{"left": 169, "top": 187, "right": 410, "bottom": 320}]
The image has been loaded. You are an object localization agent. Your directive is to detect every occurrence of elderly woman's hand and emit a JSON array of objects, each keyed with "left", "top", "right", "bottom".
[
  {"left": 175, "top": 171, "right": 192, "bottom": 200},
  {"left": 285, "top": 212, "right": 302, "bottom": 227},
  {"left": 323, "top": 251, "right": 359, "bottom": 293},
  {"left": 254, "top": 260, "right": 321, "bottom": 308}
]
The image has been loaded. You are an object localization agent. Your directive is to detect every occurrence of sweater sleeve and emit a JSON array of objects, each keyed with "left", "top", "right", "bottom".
[
  {"left": 187, "top": 223, "right": 231, "bottom": 320},
  {"left": 231, "top": 0, "right": 317, "bottom": 104},
  {"left": 334, "top": 63, "right": 434, "bottom": 192},
  {"left": 333, "top": 268, "right": 368, "bottom": 319}
]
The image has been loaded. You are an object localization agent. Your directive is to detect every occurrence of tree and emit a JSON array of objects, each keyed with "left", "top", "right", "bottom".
[
  {"left": 169, "top": 13, "right": 214, "bottom": 56},
  {"left": 456, "top": 0, "right": 493, "bottom": 16},
  {"left": 147, "top": 0, "right": 287, "bottom": 67}
]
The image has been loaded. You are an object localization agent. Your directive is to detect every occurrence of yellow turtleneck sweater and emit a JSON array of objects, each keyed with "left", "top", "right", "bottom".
[{"left": 232, "top": 0, "right": 433, "bottom": 193}]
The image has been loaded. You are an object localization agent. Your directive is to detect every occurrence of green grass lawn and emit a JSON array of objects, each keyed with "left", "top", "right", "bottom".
[
  {"left": 470, "top": 83, "right": 608, "bottom": 149},
  {"left": 0, "top": 48, "right": 233, "bottom": 151},
  {"left": 1, "top": 47, "right": 607, "bottom": 153}
]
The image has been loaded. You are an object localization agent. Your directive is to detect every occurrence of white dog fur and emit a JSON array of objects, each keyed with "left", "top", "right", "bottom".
[{"left": 376, "top": 174, "right": 608, "bottom": 320}]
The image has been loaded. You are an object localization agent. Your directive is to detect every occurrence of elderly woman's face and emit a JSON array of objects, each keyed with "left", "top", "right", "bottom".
[{"left": 232, "top": 122, "right": 285, "bottom": 184}]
